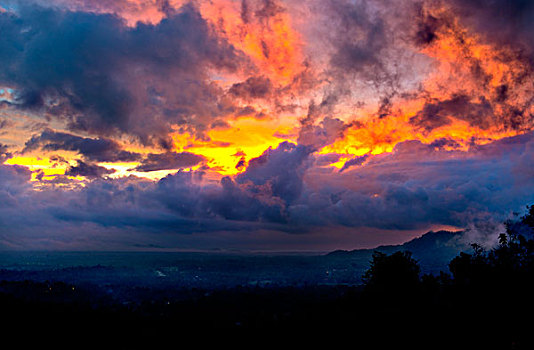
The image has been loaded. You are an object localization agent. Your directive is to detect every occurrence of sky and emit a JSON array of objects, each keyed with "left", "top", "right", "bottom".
[{"left": 0, "top": 0, "right": 534, "bottom": 252}]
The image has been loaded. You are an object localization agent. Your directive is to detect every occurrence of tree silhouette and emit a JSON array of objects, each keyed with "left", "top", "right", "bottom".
[
  {"left": 352, "top": 207, "right": 534, "bottom": 347},
  {"left": 362, "top": 251, "right": 421, "bottom": 305},
  {"left": 449, "top": 205, "right": 534, "bottom": 291}
]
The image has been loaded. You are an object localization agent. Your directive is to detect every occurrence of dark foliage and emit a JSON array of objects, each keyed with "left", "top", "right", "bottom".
[
  {"left": 363, "top": 251, "right": 421, "bottom": 291},
  {"left": 2, "top": 207, "right": 534, "bottom": 346}
]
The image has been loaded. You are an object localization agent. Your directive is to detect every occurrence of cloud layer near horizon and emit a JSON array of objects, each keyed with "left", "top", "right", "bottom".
[
  {"left": 0, "top": 0, "right": 534, "bottom": 250},
  {"left": 2, "top": 133, "right": 534, "bottom": 250}
]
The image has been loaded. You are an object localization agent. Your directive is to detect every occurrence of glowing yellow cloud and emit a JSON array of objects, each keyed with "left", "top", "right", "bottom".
[{"left": 172, "top": 116, "right": 298, "bottom": 176}]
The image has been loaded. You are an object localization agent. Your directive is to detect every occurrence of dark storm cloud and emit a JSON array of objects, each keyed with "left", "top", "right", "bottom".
[
  {"left": 64, "top": 133, "right": 534, "bottom": 232},
  {"left": 228, "top": 76, "right": 273, "bottom": 100},
  {"left": 327, "top": 0, "right": 388, "bottom": 75},
  {"left": 413, "top": 8, "right": 443, "bottom": 46},
  {"left": 410, "top": 95, "right": 494, "bottom": 132},
  {"left": 339, "top": 154, "right": 369, "bottom": 173},
  {"left": 2, "top": 132, "right": 534, "bottom": 249},
  {"left": 0, "top": 162, "right": 32, "bottom": 210},
  {"left": 65, "top": 160, "right": 116, "bottom": 179},
  {"left": 314, "top": 153, "right": 344, "bottom": 167},
  {"left": 449, "top": 0, "right": 534, "bottom": 55},
  {"left": 133, "top": 152, "right": 206, "bottom": 172},
  {"left": 0, "top": 143, "right": 12, "bottom": 162},
  {"left": 306, "top": 0, "right": 413, "bottom": 120},
  {"left": 298, "top": 117, "right": 348, "bottom": 150},
  {"left": 147, "top": 171, "right": 288, "bottom": 224},
  {"left": 135, "top": 142, "right": 313, "bottom": 226},
  {"left": 0, "top": 6, "right": 133, "bottom": 125},
  {"left": 428, "top": 138, "right": 462, "bottom": 150},
  {"left": 255, "top": 0, "right": 285, "bottom": 20},
  {"left": 236, "top": 142, "right": 313, "bottom": 204},
  {"left": 235, "top": 156, "right": 247, "bottom": 170},
  {"left": 0, "top": 2, "right": 245, "bottom": 145},
  {"left": 23, "top": 129, "right": 141, "bottom": 163},
  {"left": 290, "top": 135, "right": 534, "bottom": 231}
]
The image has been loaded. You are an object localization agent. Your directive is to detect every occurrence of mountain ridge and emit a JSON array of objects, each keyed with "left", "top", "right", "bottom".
[{"left": 326, "top": 230, "right": 466, "bottom": 274}]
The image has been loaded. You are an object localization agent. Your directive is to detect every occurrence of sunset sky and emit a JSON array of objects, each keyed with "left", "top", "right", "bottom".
[{"left": 1, "top": 0, "right": 534, "bottom": 251}]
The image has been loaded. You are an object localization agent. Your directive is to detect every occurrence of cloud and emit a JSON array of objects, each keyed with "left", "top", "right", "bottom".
[
  {"left": 0, "top": 2, "right": 246, "bottom": 145},
  {"left": 327, "top": 0, "right": 389, "bottom": 75},
  {"left": 339, "top": 154, "right": 369, "bottom": 173},
  {"left": 23, "top": 129, "right": 141, "bottom": 162},
  {"left": 236, "top": 142, "right": 312, "bottom": 204},
  {"left": 298, "top": 116, "right": 348, "bottom": 150},
  {"left": 2, "top": 0, "right": 534, "bottom": 252},
  {"left": 0, "top": 162, "right": 32, "bottom": 212},
  {"left": 132, "top": 152, "right": 206, "bottom": 172},
  {"left": 0, "top": 143, "right": 12, "bottom": 162},
  {"left": 409, "top": 94, "right": 494, "bottom": 132},
  {"left": 448, "top": 0, "right": 534, "bottom": 56},
  {"left": 140, "top": 142, "right": 313, "bottom": 225},
  {"left": 312, "top": 0, "right": 410, "bottom": 106},
  {"left": 65, "top": 160, "right": 116, "bottom": 178},
  {"left": 229, "top": 76, "right": 273, "bottom": 100},
  {"left": 1, "top": 132, "right": 534, "bottom": 250},
  {"left": 407, "top": 0, "right": 534, "bottom": 133}
]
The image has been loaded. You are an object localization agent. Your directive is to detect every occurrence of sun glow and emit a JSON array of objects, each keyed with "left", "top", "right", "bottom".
[{"left": 172, "top": 116, "right": 298, "bottom": 176}]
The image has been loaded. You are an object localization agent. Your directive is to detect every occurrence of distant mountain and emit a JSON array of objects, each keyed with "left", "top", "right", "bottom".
[{"left": 326, "top": 230, "right": 466, "bottom": 274}]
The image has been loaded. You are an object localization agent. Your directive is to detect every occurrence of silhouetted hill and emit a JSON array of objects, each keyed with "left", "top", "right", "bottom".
[{"left": 326, "top": 230, "right": 464, "bottom": 274}]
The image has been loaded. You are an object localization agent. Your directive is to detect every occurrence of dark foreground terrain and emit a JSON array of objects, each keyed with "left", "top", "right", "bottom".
[{"left": 2, "top": 209, "right": 534, "bottom": 347}]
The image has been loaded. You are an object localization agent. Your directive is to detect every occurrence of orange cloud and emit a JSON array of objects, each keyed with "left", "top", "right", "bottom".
[
  {"left": 4, "top": 0, "right": 534, "bottom": 185},
  {"left": 321, "top": 2, "right": 533, "bottom": 161},
  {"left": 199, "top": 0, "right": 306, "bottom": 86}
]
